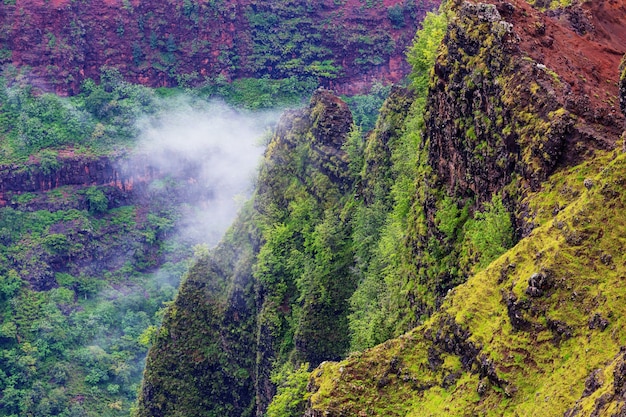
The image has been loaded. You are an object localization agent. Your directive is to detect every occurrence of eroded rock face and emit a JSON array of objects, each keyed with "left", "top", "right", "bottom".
[
  {"left": 426, "top": 0, "right": 625, "bottom": 208},
  {"left": 415, "top": 1, "right": 626, "bottom": 286},
  {"left": 425, "top": 2, "right": 520, "bottom": 205},
  {"left": 0, "top": 153, "right": 212, "bottom": 209},
  {"left": 0, "top": 0, "right": 440, "bottom": 94}
]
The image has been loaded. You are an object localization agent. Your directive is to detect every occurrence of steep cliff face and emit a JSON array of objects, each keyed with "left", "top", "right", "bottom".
[
  {"left": 401, "top": 0, "right": 626, "bottom": 317},
  {"left": 1, "top": 0, "right": 439, "bottom": 94},
  {"left": 136, "top": 90, "right": 357, "bottom": 417},
  {"left": 136, "top": 212, "right": 260, "bottom": 417},
  {"left": 426, "top": 0, "right": 625, "bottom": 203}
]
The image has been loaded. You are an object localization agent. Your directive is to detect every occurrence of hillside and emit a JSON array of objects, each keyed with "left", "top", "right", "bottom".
[
  {"left": 0, "top": 0, "right": 439, "bottom": 94},
  {"left": 305, "top": 58, "right": 626, "bottom": 414},
  {"left": 1, "top": 0, "right": 626, "bottom": 415},
  {"left": 135, "top": 0, "right": 626, "bottom": 416},
  {"left": 0, "top": 80, "right": 274, "bottom": 416}
]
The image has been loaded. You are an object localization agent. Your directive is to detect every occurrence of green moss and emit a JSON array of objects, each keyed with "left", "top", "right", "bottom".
[{"left": 307, "top": 150, "right": 626, "bottom": 416}]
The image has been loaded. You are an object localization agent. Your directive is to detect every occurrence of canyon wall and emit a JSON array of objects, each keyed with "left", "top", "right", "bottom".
[{"left": 0, "top": 0, "right": 440, "bottom": 94}]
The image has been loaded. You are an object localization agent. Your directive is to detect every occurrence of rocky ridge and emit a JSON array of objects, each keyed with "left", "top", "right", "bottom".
[
  {"left": 0, "top": 152, "right": 213, "bottom": 210},
  {"left": 136, "top": 89, "right": 357, "bottom": 417},
  {"left": 300, "top": 0, "right": 626, "bottom": 415}
]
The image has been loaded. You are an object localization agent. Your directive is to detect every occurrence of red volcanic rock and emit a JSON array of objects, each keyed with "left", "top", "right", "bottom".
[{"left": 1, "top": 0, "right": 441, "bottom": 94}]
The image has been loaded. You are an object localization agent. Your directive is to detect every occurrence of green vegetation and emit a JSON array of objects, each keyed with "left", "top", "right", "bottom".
[
  {"left": 463, "top": 194, "right": 514, "bottom": 270},
  {"left": 135, "top": 205, "right": 260, "bottom": 417},
  {"left": 346, "top": 8, "right": 452, "bottom": 350},
  {"left": 240, "top": 0, "right": 409, "bottom": 83},
  {"left": 0, "top": 199, "right": 191, "bottom": 416},
  {"left": 266, "top": 363, "right": 311, "bottom": 417},
  {"left": 263, "top": 4, "right": 626, "bottom": 416},
  {"left": 197, "top": 76, "right": 317, "bottom": 110},
  {"left": 342, "top": 82, "right": 392, "bottom": 132},
  {"left": 136, "top": 89, "right": 359, "bottom": 416},
  {"left": 407, "top": 9, "right": 448, "bottom": 95},
  {"left": 0, "top": 0, "right": 438, "bottom": 94},
  {"left": 5, "top": 0, "right": 620, "bottom": 415},
  {"left": 0, "top": 67, "right": 158, "bottom": 164},
  {"left": 245, "top": 2, "right": 341, "bottom": 79},
  {"left": 0, "top": 1, "right": 445, "bottom": 416},
  {"left": 307, "top": 147, "right": 626, "bottom": 416},
  {"left": 0, "top": 66, "right": 292, "bottom": 416}
]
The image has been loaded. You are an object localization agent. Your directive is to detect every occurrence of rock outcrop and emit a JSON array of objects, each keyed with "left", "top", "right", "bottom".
[{"left": 0, "top": 152, "right": 213, "bottom": 209}]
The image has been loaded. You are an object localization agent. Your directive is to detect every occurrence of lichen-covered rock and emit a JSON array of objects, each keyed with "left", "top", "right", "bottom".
[
  {"left": 425, "top": 2, "right": 519, "bottom": 203},
  {"left": 426, "top": 0, "right": 624, "bottom": 204}
]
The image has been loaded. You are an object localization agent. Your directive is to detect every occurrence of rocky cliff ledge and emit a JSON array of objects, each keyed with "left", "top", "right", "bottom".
[{"left": 0, "top": 152, "right": 212, "bottom": 210}]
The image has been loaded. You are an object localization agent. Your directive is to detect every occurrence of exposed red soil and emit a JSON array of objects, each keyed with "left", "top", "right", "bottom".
[{"left": 488, "top": 0, "right": 626, "bottom": 139}]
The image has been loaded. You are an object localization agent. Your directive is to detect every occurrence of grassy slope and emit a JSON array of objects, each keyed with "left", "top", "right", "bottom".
[{"left": 308, "top": 146, "right": 626, "bottom": 415}]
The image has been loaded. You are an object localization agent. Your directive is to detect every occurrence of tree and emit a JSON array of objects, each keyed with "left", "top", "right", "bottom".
[
  {"left": 407, "top": 10, "right": 448, "bottom": 94},
  {"left": 464, "top": 194, "right": 513, "bottom": 269},
  {"left": 0, "top": 270, "right": 23, "bottom": 299}
]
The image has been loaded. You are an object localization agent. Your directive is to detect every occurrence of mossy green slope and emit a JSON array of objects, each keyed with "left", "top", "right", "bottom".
[
  {"left": 135, "top": 206, "right": 260, "bottom": 417},
  {"left": 306, "top": 147, "right": 626, "bottom": 416}
]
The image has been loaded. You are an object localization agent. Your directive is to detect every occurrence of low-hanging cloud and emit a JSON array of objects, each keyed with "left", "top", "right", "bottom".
[{"left": 132, "top": 98, "right": 279, "bottom": 247}]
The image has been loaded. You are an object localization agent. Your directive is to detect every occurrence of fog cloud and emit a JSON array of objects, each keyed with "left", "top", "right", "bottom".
[{"left": 133, "top": 98, "right": 279, "bottom": 247}]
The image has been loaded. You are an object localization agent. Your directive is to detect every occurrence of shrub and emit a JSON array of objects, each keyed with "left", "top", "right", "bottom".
[
  {"left": 84, "top": 187, "right": 108, "bottom": 213},
  {"left": 464, "top": 194, "right": 513, "bottom": 269},
  {"left": 388, "top": 4, "right": 405, "bottom": 28}
]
